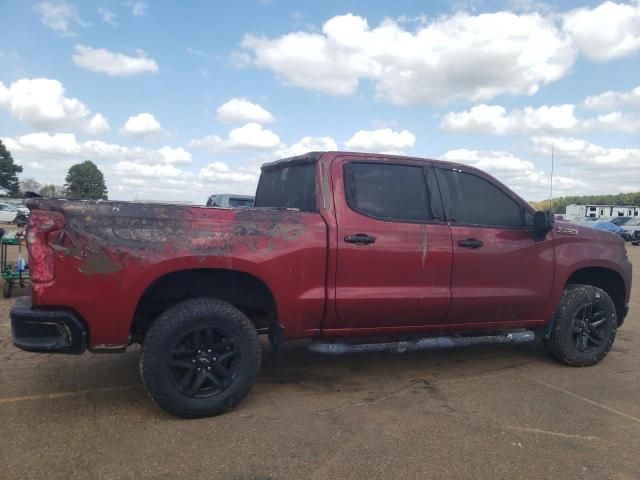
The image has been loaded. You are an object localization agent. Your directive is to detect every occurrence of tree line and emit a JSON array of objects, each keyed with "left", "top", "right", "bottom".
[
  {"left": 0, "top": 140, "right": 108, "bottom": 199},
  {"left": 530, "top": 192, "right": 640, "bottom": 214}
]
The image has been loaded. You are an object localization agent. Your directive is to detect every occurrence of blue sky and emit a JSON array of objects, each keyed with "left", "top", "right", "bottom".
[{"left": 1, "top": 0, "right": 639, "bottom": 202}]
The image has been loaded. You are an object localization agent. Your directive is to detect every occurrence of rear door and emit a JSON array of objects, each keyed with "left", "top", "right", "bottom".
[
  {"left": 331, "top": 158, "right": 453, "bottom": 329},
  {"left": 435, "top": 167, "right": 555, "bottom": 325}
]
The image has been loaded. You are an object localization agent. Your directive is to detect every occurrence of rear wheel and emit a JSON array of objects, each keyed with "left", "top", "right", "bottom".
[
  {"left": 140, "top": 298, "right": 261, "bottom": 418},
  {"left": 543, "top": 284, "right": 617, "bottom": 366}
]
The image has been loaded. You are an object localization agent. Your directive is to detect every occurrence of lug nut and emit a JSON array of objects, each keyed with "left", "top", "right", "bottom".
[
  {"left": 207, "top": 349, "right": 212, "bottom": 353},
  {"left": 191, "top": 359, "right": 196, "bottom": 364},
  {"left": 197, "top": 368, "right": 201, "bottom": 371},
  {"left": 212, "top": 357, "right": 217, "bottom": 362},
  {"left": 207, "top": 366, "right": 211, "bottom": 371}
]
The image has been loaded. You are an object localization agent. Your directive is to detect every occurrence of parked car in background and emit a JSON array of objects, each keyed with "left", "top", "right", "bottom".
[
  {"left": 206, "top": 194, "right": 254, "bottom": 208},
  {"left": 590, "top": 221, "right": 631, "bottom": 241},
  {"left": 621, "top": 218, "right": 640, "bottom": 241},
  {"left": 611, "top": 217, "right": 633, "bottom": 226},
  {"left": 0, "top": 202, "right": 29, "bottom": 226}
]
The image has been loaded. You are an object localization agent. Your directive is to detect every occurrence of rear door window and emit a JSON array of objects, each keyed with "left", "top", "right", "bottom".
[{"left": 344, "top": 162, "right": 432, "bottom": 222}]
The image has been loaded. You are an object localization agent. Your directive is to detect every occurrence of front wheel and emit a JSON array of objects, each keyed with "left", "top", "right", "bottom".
[
  {"left": 14, "top": 215, "right": 27, "bottom": 227},
  {"left": 543, "top": 284, "right": 617, "bottom": 366},
  {"left": 140, "top": 298, "right": 262, "bottom": 418}
]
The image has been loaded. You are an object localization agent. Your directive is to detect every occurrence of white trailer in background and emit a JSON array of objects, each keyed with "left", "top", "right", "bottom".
[{"left": 565, "top": 204, "right": 640, "bottom": 219}]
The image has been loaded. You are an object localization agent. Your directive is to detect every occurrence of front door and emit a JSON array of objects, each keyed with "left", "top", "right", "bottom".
[
  {"left": 435, "top": 167, "right": 555, "bottom": 325},
  {"left": 331, "top": 158, "right": 453, "bottom": 329}
]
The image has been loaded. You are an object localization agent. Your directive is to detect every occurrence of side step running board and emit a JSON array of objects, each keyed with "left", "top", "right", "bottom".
[{"left": 307, "top": 331, "right": 536, "bottom": 355}]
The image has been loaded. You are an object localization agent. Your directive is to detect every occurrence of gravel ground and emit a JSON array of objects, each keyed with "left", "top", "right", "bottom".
[{"left": 0, "top": 245, "right": 639, "bottom": 480}]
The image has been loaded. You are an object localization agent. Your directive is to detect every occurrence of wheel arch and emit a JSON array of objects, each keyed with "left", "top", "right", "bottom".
[
  {"left": 130, "top": 267, "right": 279, "bottom": 343},
  {"left": 565, "top": 266, "right": 626, "bottom": 324}
]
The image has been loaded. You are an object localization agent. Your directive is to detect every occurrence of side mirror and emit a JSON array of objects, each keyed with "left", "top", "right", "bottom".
[{"left": 534, "top": 210, "right": 554, "bottom": 232}]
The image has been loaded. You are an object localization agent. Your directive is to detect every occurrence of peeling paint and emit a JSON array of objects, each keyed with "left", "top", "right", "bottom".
[
  {"left": 27, "top": 198, "right": 309, "bottom": 276},
  {"left": 419, "top": 225, "right": 428, "bottom": 268}
]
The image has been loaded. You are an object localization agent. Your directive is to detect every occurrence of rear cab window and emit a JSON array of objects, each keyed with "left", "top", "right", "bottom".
[{"left": 254, "top": 162, "right": 317, "bottom": 212}]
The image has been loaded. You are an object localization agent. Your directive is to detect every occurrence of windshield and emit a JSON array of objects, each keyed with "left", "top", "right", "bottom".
[{"left": 626, "top": 218, "right": 640, "bottom": 226}]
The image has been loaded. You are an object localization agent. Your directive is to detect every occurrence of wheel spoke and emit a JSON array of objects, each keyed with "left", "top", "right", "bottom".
[
  {"left": 211, "top": 362, "right": 232, "bottom": 383},
  {"left": 191, "top": 329, "right": 202, "bottom": 349},
  {"left": 186, "top": 369, "right": 207, "bottom": 396},
  {"left": 170, "top": 360, "right": 193, "bottom": 369},
  {"left": 586, "top": 333, "right": 602, "bottom": 346},
  {"left": 216, "top": 350, "right": 237, "bottom": 363},
  {"left": 203, "top": 327, "right": 215, "bottom": 346},
  {"left": 213, "top": 338, "right": 234, "bottom": 353},
  {"left": 576, "top": 334, "right": 588, "bottom": 351},
  {"left": 204, "top": 370, "right": 223, "bottom": 388},
  {"left": 584, "top": 304, "right": 593, "bottom": 321},
  {"left": 171, "top": 348, "right": 195, "bottom": 357},
  {"left": 179, "top": 366, "right": 197, "bottom": 391},
  {"left": 590, "top": 317, "right": 607, "bottom": 328}
]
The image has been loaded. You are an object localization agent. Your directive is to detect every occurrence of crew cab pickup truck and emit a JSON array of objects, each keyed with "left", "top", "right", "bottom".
[{"left": 11, "top": 151, "right": 632, "bottom": 418}]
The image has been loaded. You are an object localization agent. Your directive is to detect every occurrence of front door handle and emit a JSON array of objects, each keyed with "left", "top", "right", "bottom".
[
  {"left": 344, "top": 233, "right": 376, "bottom": 245},
  {"left": 457, "top": 238, "right": 483, "bottom": 249}
]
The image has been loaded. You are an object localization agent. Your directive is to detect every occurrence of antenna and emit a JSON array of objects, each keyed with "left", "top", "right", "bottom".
[{"left": 549, "top": 143, "right": 555, "bottom": 211}]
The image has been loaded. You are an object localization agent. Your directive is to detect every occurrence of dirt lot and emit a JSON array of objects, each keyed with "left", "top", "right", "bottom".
[{"left": 0, "top": 246, "right": 639, "bottom": 480}]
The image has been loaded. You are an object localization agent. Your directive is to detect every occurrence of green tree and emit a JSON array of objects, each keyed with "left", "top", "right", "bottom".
[
  {"left": 20, "top": 178, "right": 42, "bottom": 195},
  {"left": 39, "top": 184, "right": 67, "bottom": 198},
  {"left": 65, "top": 160, "right": 108, "bottom": 200},
  {"left": 0, "top": 140, "right": 23, "bottom": 197}
]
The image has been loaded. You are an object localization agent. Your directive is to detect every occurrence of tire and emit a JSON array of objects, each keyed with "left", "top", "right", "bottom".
[
  {"left": 543, "top": 284, "right": 617, "bottom": 367},
  {"left": 14, "top": 215, "right": 27, "bottom": 227},
  {"left": 3, "top": 281, "right": 12, "bottom": 299},
  {"left": 140, "top": 298, "right": 262, "bottom": 418}
]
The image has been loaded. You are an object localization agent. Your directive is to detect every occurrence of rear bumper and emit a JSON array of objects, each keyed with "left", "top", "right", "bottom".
[{"left": 10, "top": 296, "right": 87, "bottom": 354}]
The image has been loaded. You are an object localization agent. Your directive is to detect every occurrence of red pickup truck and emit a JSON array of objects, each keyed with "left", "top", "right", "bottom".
[{"left": 11, "top": 151, "right": 632, "bottom": 418}]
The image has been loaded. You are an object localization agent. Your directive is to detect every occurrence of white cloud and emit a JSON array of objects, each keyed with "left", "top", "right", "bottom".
[
  {"left": 1, "top": 132, "right": 259, "bottom": 202},
  {"left": 530, "top": 136, "right": 640, "bottom": 195},
  {"left": 190, "top": 122, "right": 281, "bottom": 152},
  {"left": 583, "top": 85, "right": 640, "bottom": 111},
  {"left": 440, "top": 149, "right": 584, "bottom": 199},
  {"left": 345, "top": 128, "right": 415, "bottom": 154},
  {"left": 98, "top": 8, "right": 117, "bottom": 26},
  {"left": 562, "top": 1, "right": 640, "bottom": 62},
  {"left": 157, "top": 146, "right": 192, "bottom": 164},
  {"left": 216, "top": 98, "right": 276, "bottom": 124},
  {"left": 199, "top": 162, "right": 259, "bottom": 184},
  {"left": 120, "top": 113, "right": 164, "bottom": 138},
  {"left": 86, "top": 113, "right": 111, "bottom": 134},
  {"left": 123, "top": 1, "right": 148, "bottom": 16},
  {"left": 241, "top": 11, "right": 575, "bottom": 104},
  {"left": 33, "top": 1, "right": 90, "bottom": 36},
  {"left": 441, "top": 104, "right": 578, "bottom": 134},
  {"left": 72, "top": 44, "right": 158, "bottom": 76},
  {"left": 5, "top": 132, "right": 190, "bottom": 166},
  {"left": 275, "top": 136, "right": 338, "bottom": 158},
  {"left": 0, "top": 78, "right": 109, "bottom": 134},
  {"left": 582, "top": 111, "right": 640, "bottom": 133}
]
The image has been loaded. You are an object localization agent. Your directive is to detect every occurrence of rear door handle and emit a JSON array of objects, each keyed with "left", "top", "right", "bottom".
[
  {"left": 344, "top": 233, "right": 376, "bottom": 245},
  {"left": 457, "top": 238, "right": 483, "bottom": 249}
]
